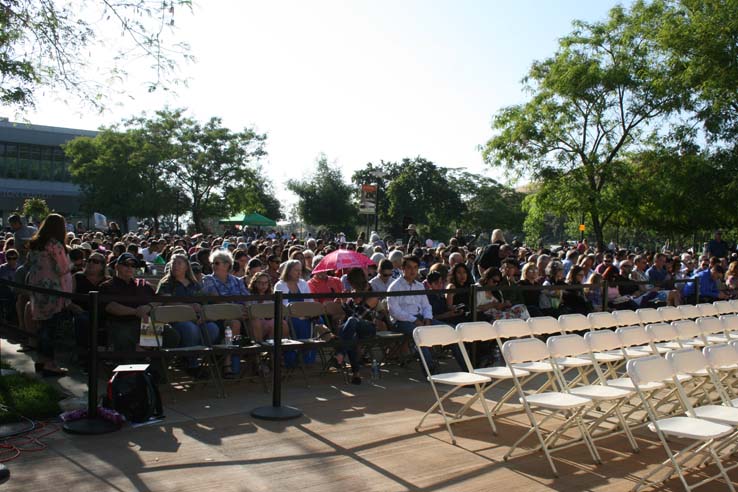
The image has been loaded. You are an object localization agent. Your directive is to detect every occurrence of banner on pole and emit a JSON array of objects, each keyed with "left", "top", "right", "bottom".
[{"left": 359, "top": 184, "right": 377, "bottom": 215}]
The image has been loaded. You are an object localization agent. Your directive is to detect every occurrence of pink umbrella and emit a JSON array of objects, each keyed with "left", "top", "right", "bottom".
[{"left": 311, "top": 249, "right": 375, "bottom": 274}]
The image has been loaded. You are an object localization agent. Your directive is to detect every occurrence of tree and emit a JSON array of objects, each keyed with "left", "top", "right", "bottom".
[
  {"left": 482, "top": 2, "right": 685, "bottom": 248},
  {"left": 65, "top": 127, "right": 182, "bottom": 227},
  {"left": 0, "top": 1, "right": 193, "bottom": 111},
  {"left": 21, "top": 197, "right": 51, "bottom": 223},
  {"left": 223, "top": 168, "right": 284, "bottom": 221},
  {"left": 288, "top": 155, "right": 357, "bottom": 233},
  {"left": 138, "top": 108, "right": 269, "bottom": 231}
]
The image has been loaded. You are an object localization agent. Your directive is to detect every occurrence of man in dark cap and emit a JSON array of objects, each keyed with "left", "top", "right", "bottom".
[{"left": 99, "top": 253, "right": 174, "bottom": 353}]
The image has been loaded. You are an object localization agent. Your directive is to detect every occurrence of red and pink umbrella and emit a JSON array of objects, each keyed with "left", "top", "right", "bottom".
[{"left": 311, "top": 249, "right": 375, "bottom": 274}]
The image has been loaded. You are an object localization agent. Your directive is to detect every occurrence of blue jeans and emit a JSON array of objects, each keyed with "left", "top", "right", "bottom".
[
  {"left": 392, "top": 318, "right": 468, "bottom": 372},
  {"left": 339, "top": 317, "right": 376, "bottom": 372},
  {"left": 172, "top": 321, "right": 221, "bottom": 369}
]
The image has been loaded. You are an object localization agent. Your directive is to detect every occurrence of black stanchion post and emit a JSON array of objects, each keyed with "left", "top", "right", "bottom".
[
  {"left": 251, "top": 291, "right": 303, "bottom": 421},
  {"left": 64, "top": 291, "right": 120, "bottom": 434},
  {"left": 602, "top": 280, "right": 609, "bottom": 311},
  {"left": 470, "top": 284, "right": 477, "bottom": 322}
]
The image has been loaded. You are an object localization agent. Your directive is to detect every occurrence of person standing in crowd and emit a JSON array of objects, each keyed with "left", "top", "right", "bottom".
[
  {"left": 706, "top": 230, "right": 729, "bottom": 259},
  {"left": 8, "top": 214, "right": 37, "bottom": 264},
  {"left": 26, "top": 214, "right": 72, "bottom": 376}
]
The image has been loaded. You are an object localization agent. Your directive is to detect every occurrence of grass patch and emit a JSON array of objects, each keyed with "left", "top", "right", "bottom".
[{"left": 0, "top": 374, "right": 62, "bottom": 424}]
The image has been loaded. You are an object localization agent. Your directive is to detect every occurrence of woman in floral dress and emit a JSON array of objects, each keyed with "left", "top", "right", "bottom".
[{"left": 27, "top": 214, "right": 72, "bottom": 376}]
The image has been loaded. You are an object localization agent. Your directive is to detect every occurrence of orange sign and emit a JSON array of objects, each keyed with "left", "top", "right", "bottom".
[{"left": 578, "top": 224, "right": 586, "bottom": 232}]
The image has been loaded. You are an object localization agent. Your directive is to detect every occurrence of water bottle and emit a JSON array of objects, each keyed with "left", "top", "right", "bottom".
[
  {"left": 371, "top": 358, "right": 380, "bottom": 381},
  {"left": 224, "top": 327, "right": 233, "bottom": 346}
]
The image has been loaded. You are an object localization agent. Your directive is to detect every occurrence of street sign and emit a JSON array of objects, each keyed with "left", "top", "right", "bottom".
[{"left": 578, "top": 224, "right": 586, "bottom": 232}]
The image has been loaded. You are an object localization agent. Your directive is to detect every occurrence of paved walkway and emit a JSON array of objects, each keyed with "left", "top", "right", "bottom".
[{"left": 2, "top": 343, "right": 738, "bottom": 492}]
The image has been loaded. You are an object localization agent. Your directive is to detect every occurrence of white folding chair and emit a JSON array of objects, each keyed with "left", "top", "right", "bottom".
[
  {"left": 584, "top": 329, "right": 628, "bottom": 378},
  {"left": 587, "top": 311, "right": 618, "bottom": 331},
  {"left": 698, "top": 303, "right": 720, "bottom": 319},
  {"left": 715, "top": 301, "right": 736, "bottom": 316},
  {"left": 659, "top": 305, "right": 684, "bottom": 323},
  {"left": 495, "top": 318, "right": 559, "bottom": 394},
  {"left": 722, "top": 315, "right": 738, "bottom": 341},
  {"left": 672, "top": 319, "right": 706, "bottom": 348},
  {"left": 628, "top": 355, "right": 737, "bottom": 492},
  {"left": 730, "top": 300, "right": 738, "bottom": 314},
  {"left": 698, "top": 317, "right": 730, "bottom": 345},
  {"left": 454, "top": 321, "right": 530, "bottom": 425},
  {"left": 644, "top": 322, "right": 681, "bottom": 352},
  {"left": 558, "top": 313, "right": 591, "bottom": 334},
  {"left": 547, "top": 334, "right": 639, "bottom": 452},
  {"left": 413, "top": 325, "right": 494, "bottom": 444},
  {"left": 678, "top": 304, "right": 702, "bottom": 321},
  {"left": 617, "top": 325, "right": 662, "bottom": 356},
  {"left": 527, "top": 316, "right": 562, "bottom": 338},
  {"left": 501, "top": 338, "right": 600, "bottom": 477},
  {"left": 667, "top": 348, "right": 737, "bottom": 420},
  {"left": 637, "top": 307, "right": 663, "bottom": 326},
  {"left": 704, "top": 343, "right": 738, "bottom": 405},
  {"left": 613, "top": 309, "right": 641, "bottom": 327}
]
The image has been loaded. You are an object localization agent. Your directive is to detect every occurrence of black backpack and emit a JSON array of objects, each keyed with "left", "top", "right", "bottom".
[{"left": 105, "top": 367, "right": 163, "bottom": 423}]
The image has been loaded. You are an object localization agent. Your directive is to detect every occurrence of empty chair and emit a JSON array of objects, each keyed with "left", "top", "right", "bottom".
[
  {"left": 677, "top": 304, "right": 702, "bottom": 321},
  {"left": 637, "top": 308, "right": 663, "bottom": 326},
  {"left": 644, "top": 323, "right": 680, "bottom": 352},
  {"left": 502, "top": 338, "right": 600, "bottom": 476},
  {"left": 627, "top": 355, "right": 737, "bottom": 492},
  {"left": 413, "top": 325, "right": 494, "bottom": 444},
  {"left": 588, "top": 312, "right": 618, "bottom": 330},
  {"left": 659, "top": 305, "right": 683, "bottom": 323},
  {"left": 672, "top": 320, "right": 705, "bottom": 348},
  {"left": 547, "top": 334, "right": 639, "bottom": 452},
  {"left": 527, "top": 316, "right": 561, "bottom": 337},
  {"left": 697, "top": 317, "right": 729, "bottom": 344},
  {"left": 721, "top": 315, "right": 738, "bottom": 340},
  {"left": 613, "top": 310, "right": 641, "bottom": 327},
  {"left": 495, "top": 319, "right": 557, "bottom": 393},
  {"left": 617, "top": 325, "right": 657, "bottom": 357},
  {"left": 558, "top": 313, "right": 592, "bottom": 333},
  {"left": 714, "top": 301, "right": 735, "bottom": 316},
  {"left": 703, "top": 343, "right": 738, "bottom": 404},
  {"left": 697, "top": 303, "right": 720, "bottom": 318},
  {"left": 729, "top": 299, "right": 738, "bottom": 314},
  {"left": 454, "top": 322, "right": 530, "bottom": 422}
]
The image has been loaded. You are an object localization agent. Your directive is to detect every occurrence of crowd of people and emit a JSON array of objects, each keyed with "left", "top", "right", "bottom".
[{"left": 1, "top": 213, "right": 737, "bottom": 383}]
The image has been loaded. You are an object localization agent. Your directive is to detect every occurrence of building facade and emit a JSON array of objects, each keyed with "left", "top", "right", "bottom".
[{"left": 0, "top": 119, "right": 97, "bottom": 223}]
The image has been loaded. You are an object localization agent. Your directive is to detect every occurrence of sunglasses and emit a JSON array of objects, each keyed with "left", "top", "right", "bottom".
[
  {"left": 6, "top": 256, "right": 17, "bottom": 261},
  {"left": 213, "top": 261, "right": 231, "bottom": 267}
]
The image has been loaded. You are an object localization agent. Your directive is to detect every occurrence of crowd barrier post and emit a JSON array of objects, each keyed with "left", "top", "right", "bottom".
[
  {"left": 63, "top": 291, "right": 120, "bottom": 434},
  {"left": 602, "top": 280, "right": 609, "bottom": 311},
  {"left": 470, "top": 284, "right": 478, "bottom": 322},
  {"left": 251, "top": 290, "right": 303, "bottom": 421}
]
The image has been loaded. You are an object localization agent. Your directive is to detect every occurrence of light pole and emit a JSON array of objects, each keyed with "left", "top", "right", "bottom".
[{"left": 370, "top": 169, "right": 386, "bottom": 234}]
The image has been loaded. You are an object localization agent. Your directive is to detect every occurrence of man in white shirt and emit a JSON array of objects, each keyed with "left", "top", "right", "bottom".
[{"left": 388, "top": 255, "right": 462, "bottom": 373}]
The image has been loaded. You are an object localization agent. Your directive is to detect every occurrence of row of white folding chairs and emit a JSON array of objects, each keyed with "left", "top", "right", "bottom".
[
  {"left": 414, "top": 319, "right": 738, "bottom": 481},
  {"left": 627, "top": 349, "right": 738, "bottom": 491}
]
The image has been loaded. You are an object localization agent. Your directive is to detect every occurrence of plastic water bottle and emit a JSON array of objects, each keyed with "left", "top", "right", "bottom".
[
  {"left": 224, "top": 327, "right": 233, "bottom": 346},
  {"left": 371, "top": 359, "right": 380, "bottom": 381}
]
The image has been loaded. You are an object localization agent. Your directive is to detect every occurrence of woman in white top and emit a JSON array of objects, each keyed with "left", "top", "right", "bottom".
[{"left": 273, "top": 259, "right": 312, "bottom": 305}]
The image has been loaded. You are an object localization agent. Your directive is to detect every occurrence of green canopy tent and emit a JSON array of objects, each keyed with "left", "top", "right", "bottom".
[{"left": 218, "top": 212, "right": 277, "bottom": 227}]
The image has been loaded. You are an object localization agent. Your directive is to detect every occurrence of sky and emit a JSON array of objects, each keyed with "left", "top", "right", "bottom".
[{"left": 23, "top": 0, "right": 626, "bottom": 213}]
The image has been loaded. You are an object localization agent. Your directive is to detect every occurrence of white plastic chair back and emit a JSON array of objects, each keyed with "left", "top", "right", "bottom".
[
  {"left": 587, "top": 312, "right": 617, "bottom": 330},
  {"left": 636, "top": 308, "right": 662, "bottom": 325},
  {"left": 714, "top": 301, "right": 735, "bottom": 315},
  {"left": 703, "top": 343, "right": 738, "bottom": 369},
  {"left": 721, "top": 315, "right": 738, "bottom": 333},
  {"left": 547, "top": 334, "right": 588, "bottom": 358},
  {"left": 666, "top": 348, "right": 708, "bottom": 375},
  {"left": 584, "top": 329, "right": 621, "bottom": 352},
  {"left": 502, "top": 338, "right": 549, "bottom": 364},
  {"left": 729, "top": 299, "right": 738, "bottom": 313},
  {"left": 456, "top": 321, "right": 495, "bottom": 343},
  {"left": 645, "top": 323, "right": 678, "bottom": 344},
  {"left": 627, "top": 355, "right": 674, "bottom": 385},
  {"left": 677, "top": 304, "right": 701, "bottom": 320},
  {"left": 526, "top": 316, "right": 560, "bottom": 336},
  {"left": 616, "top": 325, "right": 649, "bottom": 348},
  {"left": 658, "top": 306, "right": 682, "bottom": 322},
  {"left": 697, "top": 316, "right": 724, "bottom": 336},
  {"left": 493, "top": 318, "right": 529, "bottom": 339},
  {"left": 413, "top": 324, "right": 458, "bottom": 347},
  {"left": 697, "top": 303, "right": 719, "bottom": 318},
  {"left": 673, "top": 320, "right": 701, "bottom": 340},
  {"left": 612, "top": 310, "right": 640, "bottom": 327}
]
